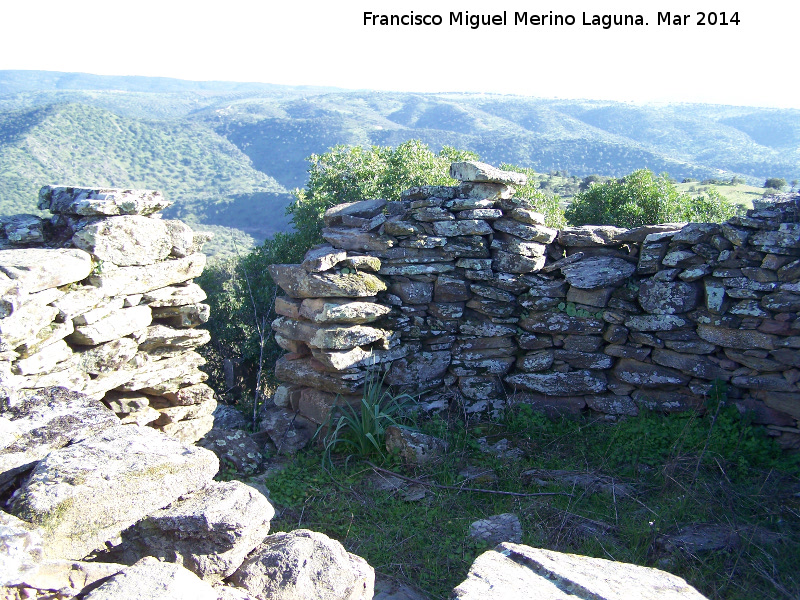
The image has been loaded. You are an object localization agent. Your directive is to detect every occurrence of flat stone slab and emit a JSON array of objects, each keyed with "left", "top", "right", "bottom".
[
  {"left": 452, "top": 543, "right": 708, "bottom": 599},
  {"left": 0, "top": 248, "right": 92, "bottom": 294},
  {"left": 323, "top": 199, "right": 387, "bottom": 227},
  {"left": 39, "top": 186, "right": 172, "bottom": 216},
  {"left": 561, "top": 257, "right": 636, "bottom": 289},
  {"left": 72, "top": 216, "right": 172, "bottom": 267},
  {"left": 269, "top": 264, "right": 386, "bottom": 298},
  {"left": 449, "top": 161, "right": 527, "bottom": 186},
  {"left": 505, "top": 370, "right": 607, "bottom": 395},
  {"left": 88, "top": 254, "right": 206, "bottom": 296},
  {"left": 557, "top": 226, "right": 629, "bottom": 247},
  {"left": 69, "top": 305, "right": 153, "bottom": 345},
  {"left": 0, "top": 509, "right": 44, "bottom": 587},
  {"left": 9, "top": 425, "right": 218, "bottom": 560}
]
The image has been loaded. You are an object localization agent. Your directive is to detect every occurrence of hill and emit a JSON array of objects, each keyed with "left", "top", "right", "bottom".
[{"left": 1, "top": 70, "right": 798, "bottom": 255}]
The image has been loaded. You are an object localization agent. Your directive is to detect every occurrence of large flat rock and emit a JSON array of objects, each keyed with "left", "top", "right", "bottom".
[
  {"left": 0, "top": 248, "right": 92, "bottom": 293},
  {"left": 449, "top": 161, "right": 527, "bottom": 186},
  {"left": 82, "top": 557, "right": 217, "bottom": 600},
  {"left": 269, "top": 264, "right": 386, "bottom": 298},
  {"left": 88, "top": 254, "right": 206, "bottom": 296},
  {"left": 9, "top": 425, "right": 218, "bottom": 560},
  {"left": 0, "top": 387, "right": 119, "bottom": 494},
  {"left": 452, "top": 543, "right": 708, "bottom": 599},
  {"left": 72, "top": 215, "right": 172, "bottom": 267},
  {"left": 114, "top": 480, "right": 274, "bottom": 580}
]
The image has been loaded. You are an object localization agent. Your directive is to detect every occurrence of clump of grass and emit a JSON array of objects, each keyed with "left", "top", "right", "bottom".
[{"left": 318, "top": 370, "right": 415, "bottom": 466}]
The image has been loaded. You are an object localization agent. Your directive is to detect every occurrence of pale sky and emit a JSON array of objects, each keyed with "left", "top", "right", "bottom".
[{"left": 2, "top": 0, "right": 797, "bottom": 108}]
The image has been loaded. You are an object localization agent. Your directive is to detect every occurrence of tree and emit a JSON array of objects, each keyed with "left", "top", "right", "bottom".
[
  {"left": 565, "top": 169, "right": 740, "bottom": 229},
  {"left": 764, "top": 177, "right": 787, "bottom": 190}
]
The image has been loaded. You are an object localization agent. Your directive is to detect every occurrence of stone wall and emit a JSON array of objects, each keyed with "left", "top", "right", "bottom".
[
  {"left": 0, "top": 186, "right": 215, "bottom": 444},
  {"left": 269, "top": 162, "right": 800, "bottom": 449}
]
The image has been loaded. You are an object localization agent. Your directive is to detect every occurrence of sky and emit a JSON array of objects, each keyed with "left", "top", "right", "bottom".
[{"left": 2, "top": 0, "right": 797, "bottom": 108}]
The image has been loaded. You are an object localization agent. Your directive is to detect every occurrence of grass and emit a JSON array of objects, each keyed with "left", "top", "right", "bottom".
[{"left": 239, "top": 394, "right": 800, "bottom": 600}]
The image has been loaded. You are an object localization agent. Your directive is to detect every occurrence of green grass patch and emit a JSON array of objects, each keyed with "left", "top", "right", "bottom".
[{"left": 250, "top": 399, "right": 800, "bottom": 600}]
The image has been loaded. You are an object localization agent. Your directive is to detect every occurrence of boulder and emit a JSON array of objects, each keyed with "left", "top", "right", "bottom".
[
  {"left": 114, "top": 481, "right": 274, "bottom": 581},
  {"left": 452, "top": 543, "right": 708, "bottom": 599},
  {"left": 229, "top": 529, "right": 374, "bottom": 600},
  {"left": 198, "top": 428, "right": 263, "bottom": 475},
  {"left": 9, "top": 425, "right": 218, "bottom": 560}
]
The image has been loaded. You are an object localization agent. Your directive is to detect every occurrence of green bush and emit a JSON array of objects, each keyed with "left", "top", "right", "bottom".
[{"left": 565, "top": 169, "right": 740, "bottom": 228}]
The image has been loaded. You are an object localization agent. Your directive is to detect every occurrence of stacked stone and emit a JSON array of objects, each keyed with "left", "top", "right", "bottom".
[
  {"left": 0, "top": 186, "right": 215, "bottom": 442},
  {"left": 267, "top": 228, "right": 402, "bottom": 425},
  {"left": 268, "top": 162, "right": 800, "bottom": 449}
]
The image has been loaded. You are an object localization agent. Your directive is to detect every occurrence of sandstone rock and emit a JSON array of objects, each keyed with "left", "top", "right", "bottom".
[
  {"left": 274, "top": 356, "right": 363, "bottom": 396},
  {"left": 88, "top": 254, "right": 206, "bottom": 296},
  {"left": 153, "top": 395, "right": 217, "bottom": 425},
  {"left": 141, "top": 283, "right": 207, "bottom": 307},
  {"left": 82, "top": 557, "right": 217, "bottom": 600},
  {"left": 0, "top": 510, "right": 43, "bottom": 587},
  {"left": 198, "top": 429, "right": 263, "bottom": 475},
  {"left": 638, "top": 279, "right": 699, "bottom": 314},
  {"left": 39, "top": 187, "right": 171, "bottom": 216},
  {"left": 10, "top": 425, "right": 218, "bottom": 560},
  {"left": 458, "top": 182, "right": 515, "bottom": 200},
  {"left": 299, "top": 298, "right": 390, "bottom": 325},
  {"left": 506, "top": 370, "right": 607, "bottom": 395},
  {"left": 115, "top": 481, "right": 273, "bottom": 580},
  {"left": 269, "top": 265, "right": 386, "bottom": 298},
  {"left": 0, "top": 387, "right": 119, "bottom": 494},
  {"left": 561, "top": 256, "right": 636, "bottom": 289},
  {"left": 271, "top": 317, "right": 390, "bottom": 350},
  {"left": 469, "top": 513, "right": 522, "bottom": 545},
  {"left": 72, "top": 216, "right": 172, "bottom": 267},
  {"left": 69, "top": 305, "right": 152, "bottom": 345},
  {"left": 491, "top": 249, "right": 545, "bottom": 273},
  {"left": 519, "top": 313, "right": 604, "bottom": 335},
  {"left": 449, "top": 161, "right": 527, "bottom": 185},
  {"left": 50, "top": 286, "right": 107, "bottom": 322},
  {"left": 74, "top": 337, "right": 139, "bottom": 374},
  {"left": 452, "top": 543, "right": 708, "bottom": 599},
  {"left": 624, "top": 314, "right": 687, "bottom": 332},
  {"left": 0, "top": 248, "right": 92, "bottom": 294},
  {"left": 385, "top": 426, "right": 448, "bottom": 464},
  {"left": 322, "top": 228, "right": 396, "bottom": 253},
  {"left": 229, "top": 529, "right": 374, "bottom": 600}
]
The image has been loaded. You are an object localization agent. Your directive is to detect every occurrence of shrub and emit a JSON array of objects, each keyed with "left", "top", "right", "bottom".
[{"left": 565, "top": 169, "right": 740, "bottom": 228}]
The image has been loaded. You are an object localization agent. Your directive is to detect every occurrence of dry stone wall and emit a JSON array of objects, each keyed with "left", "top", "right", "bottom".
[
  {"left": 0, "top": 186, "right": 215, "bottom": 444},
  {"left": 269, "top": 162, "right": 800, "bottom": 449}
]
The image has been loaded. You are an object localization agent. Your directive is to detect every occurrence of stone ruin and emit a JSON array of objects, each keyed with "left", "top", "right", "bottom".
[
  {"left": 0, "top": 180, "right": 718, "bottom": 599},
  {"left": 269, "top": 161, "right": 800, "bottom": 449},
  {"left": 0, "top": 187, "right": 215, "bottom": 445}
]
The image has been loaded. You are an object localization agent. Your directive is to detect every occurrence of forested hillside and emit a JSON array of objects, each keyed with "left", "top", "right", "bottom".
[{"left": 1, "top": 70, "right": 798, "bottom": 255}]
